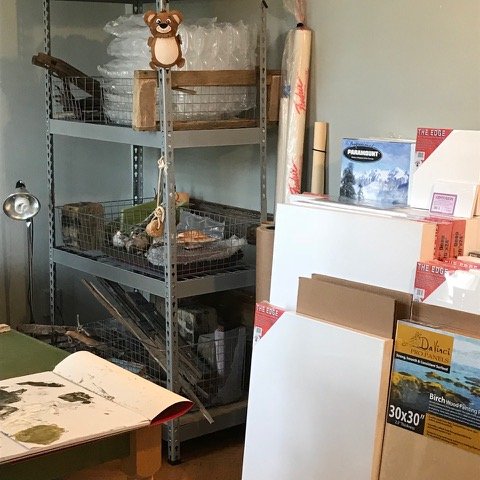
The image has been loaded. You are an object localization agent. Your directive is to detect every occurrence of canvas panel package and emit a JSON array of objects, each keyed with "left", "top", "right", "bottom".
[
  {"left": 380, "top": 318, "right": 480, "bottom": 479},
  {"left": 339, "top": 138, "right": 415, "bottom": 206}
]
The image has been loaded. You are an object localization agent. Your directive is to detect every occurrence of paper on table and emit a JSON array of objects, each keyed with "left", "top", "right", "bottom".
[
  {"left": 0, "top": 371, "right": 148, "bottom": 457},
  {"left": 54, "top": 351, "right": 193, "bottom": 424},
  {"left": 0, "top": 351, "right": 193, "bottom": 465}
]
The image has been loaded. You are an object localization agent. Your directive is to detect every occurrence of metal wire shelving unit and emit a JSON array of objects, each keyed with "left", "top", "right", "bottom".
[{"left": 43, "top": 0, "right": 267, "bottom": 463}]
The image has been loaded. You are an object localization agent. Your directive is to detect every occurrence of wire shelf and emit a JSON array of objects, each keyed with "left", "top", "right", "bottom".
[
  {"left": 88, "top": 318, "right": 250, "bottom": 408},
  {"left": 56, "top": 199, "right": 256, "bottom": 280},
  {"left": 51, "top": 76, "right": 257, "bottom": 128}
]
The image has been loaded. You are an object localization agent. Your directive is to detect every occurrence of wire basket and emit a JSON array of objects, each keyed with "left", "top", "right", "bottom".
[
  {"left": 89, "top": 318, "right": 250, "bottom": 408},
  {"left": 56, "top": 199, "right": 255, "bottom": 279},
  {"left": 51, "top": 75, "right": 257, "bottom": 127}
]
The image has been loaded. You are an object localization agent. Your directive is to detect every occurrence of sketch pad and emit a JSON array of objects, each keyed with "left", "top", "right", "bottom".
[{"left": 0, "top": 351, "right": 192, "bottom": 464}]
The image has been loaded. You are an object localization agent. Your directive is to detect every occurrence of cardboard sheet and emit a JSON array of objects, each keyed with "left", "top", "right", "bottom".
[
  {"left": 242, "top": 311, "right": 393, "bottom": 480},
  {"left": 297, "top": 276, "right": 411, "bottom": 338}
]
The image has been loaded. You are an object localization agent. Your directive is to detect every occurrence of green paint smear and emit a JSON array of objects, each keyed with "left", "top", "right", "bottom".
[
  {"left": 17, "top": 381, "right": 64, "bottom": 388},
  {"left": 14, "top": 424, "right": 65, "bottom": 445},
  {"left": 0, "top": 405, "right": 18, "bottom": 419},
  {"left": 58, "top": 392, "right": 93, "bottom": 404},
  {"left": 0, "top": 388, "right": 26, "bottom": 404}
]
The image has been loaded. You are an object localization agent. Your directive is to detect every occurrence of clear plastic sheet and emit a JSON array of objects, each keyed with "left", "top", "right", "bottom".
[
  {"left": 98, "top": 14, "right": 258, "bottom": 124},
  {"left": 283, "top": 0, "right": 306, "bottom": 24}
]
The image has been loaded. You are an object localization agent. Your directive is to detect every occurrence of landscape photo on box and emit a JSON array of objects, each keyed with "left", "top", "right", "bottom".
[
  {"left": 339, "top": 138, "right": 415, "bottom": 205},
  {"left": 387, "top": 320, "right": 480, "bottom": 456}
]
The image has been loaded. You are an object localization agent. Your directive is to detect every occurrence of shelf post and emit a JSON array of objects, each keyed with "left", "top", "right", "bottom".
[
  {"left": 259, "top": 0, "right": 268, "bottom": 222},
  {"left": 158, "top": 0, "right": 180, "bottom": 464},
  {"left": 43, "top": 0, "right": 58, "bottom": 325}
]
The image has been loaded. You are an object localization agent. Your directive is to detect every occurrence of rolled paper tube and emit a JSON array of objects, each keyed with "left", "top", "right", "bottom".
[
  {"left": 275, "top": 26, "right": 312, "bottom": 210},
  {"left": 311, "top": 121, "right": 327, "bottom": 194},
  {"left": 255, "top": 223, "right": 275, "bottom": 302}
]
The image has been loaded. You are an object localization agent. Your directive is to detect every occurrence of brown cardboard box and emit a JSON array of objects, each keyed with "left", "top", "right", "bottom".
[
  {"left": 379, "top": 304, "right": 480, "bottom": 480},
  {"left": 297, "top": 274, "right": 412, "bottom": 338}
]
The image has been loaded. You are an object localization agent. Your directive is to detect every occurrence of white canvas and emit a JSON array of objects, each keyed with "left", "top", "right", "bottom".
[
  {"left": 242, "top": 311, "right": 392, "bottom": 480},
  {"left": 270, "top": 203, "right": 433, "bottom": 311},
  {"left": 409, "top": 130, "right": 480, "bottom": 209}
]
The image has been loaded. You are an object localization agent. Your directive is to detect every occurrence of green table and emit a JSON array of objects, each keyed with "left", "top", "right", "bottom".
[{"left": 0, "top": 330, "right": 161, "bottom": 480}]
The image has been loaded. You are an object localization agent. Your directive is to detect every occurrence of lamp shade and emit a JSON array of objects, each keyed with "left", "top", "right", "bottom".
[{"left": 3, "top": 181, "right": 40, "bottom": 221}]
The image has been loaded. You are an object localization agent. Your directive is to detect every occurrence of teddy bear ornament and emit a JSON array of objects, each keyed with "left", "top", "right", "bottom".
[{"left": 144, "top": 9, "right": 185, "bottom": 70}]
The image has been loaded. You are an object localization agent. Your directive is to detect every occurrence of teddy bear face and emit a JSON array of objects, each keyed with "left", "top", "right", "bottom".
[{"left": 144, "top": 10, "right": 183, "bottom": 37}]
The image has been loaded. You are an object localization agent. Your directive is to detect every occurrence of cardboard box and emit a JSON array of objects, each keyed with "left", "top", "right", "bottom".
[
  {"left": 61, "top": 202, "right": 104, "bottom": 251},
  {"left": 425, "top": 217, "right": 453, "bottom": 260},
  {"left": 449, "top": 219, "right": 466, "bottom": 257},
  {"left": 379, "top": 309, "right": 480, "bottom": 479},
  {"left": 177, "top": 305, "right": 217, "bottom": 345},
  {"left": 409, "top": 128, "right": 480, "bottom": 209},
  {"left": 339, "top": 137, "right": 415, "bottom": 206},
  {"left": 297, "top": 275, "right": 412, "bottom": 338}
]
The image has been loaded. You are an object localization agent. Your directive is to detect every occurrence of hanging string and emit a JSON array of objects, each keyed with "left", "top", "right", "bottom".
[
  {"left": 146, "top": 157, "right": 166, "bottom": 237},
  {"left": 154, "top": 156, "right": 166, "bottom": 228}
]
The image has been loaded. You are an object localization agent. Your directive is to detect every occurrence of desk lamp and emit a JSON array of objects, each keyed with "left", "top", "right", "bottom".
[{"left": 3, "top": 181, "right": 41, "bottom": 323}]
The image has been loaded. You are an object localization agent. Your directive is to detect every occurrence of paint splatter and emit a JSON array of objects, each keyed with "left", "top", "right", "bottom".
[
  {"left": 58, "top": 392, "right": 93, "bottom": 404},
  {"left": 14, "top": 424, "right": 65, "bottom": 445},
  {"left": 0, "top": 405, "right": 18, "bottom": 419},
  {"left": 17, "top": 381, "right": 64, "bottom": 388},
  {"left": 0, "top": 388, "right": 26, "bottom": 404}
]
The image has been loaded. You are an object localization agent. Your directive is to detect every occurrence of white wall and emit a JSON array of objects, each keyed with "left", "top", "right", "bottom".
[
  {"left": 1, "top": 0, "right": 479, "bottom": 325},
  {"left": 305, "top": 0, "right": 480, "bottom": 194}
]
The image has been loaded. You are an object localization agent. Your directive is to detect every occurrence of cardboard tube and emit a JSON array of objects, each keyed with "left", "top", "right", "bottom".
[
  {"left": 256, "top": 224, "right": 275, "bottom": 302},
  {"left": 275, "top": 27, "right": 312, "bottom": 208},
  {"left": 311, "top": 121, "right": 327, "bottom": 194}
]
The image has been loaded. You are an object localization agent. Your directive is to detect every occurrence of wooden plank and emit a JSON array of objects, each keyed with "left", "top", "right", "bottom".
[
  {"left": 132, "top": 70, "right": 158, "bottom": 132},
  {"left": 174, "top": 119, "right": 257, "bottom": 131},
  {"left": 122, "top": 425, "right": 162, "bottom": 479},
  {"left": 267, "top": 74, "right": 281, "bottom": 122},
  {"left": 172, "top": 70, "right": 256, "bottom": 87}
]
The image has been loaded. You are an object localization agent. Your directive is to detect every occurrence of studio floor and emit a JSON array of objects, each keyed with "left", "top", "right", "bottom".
[{"left": 65, "top": 426, "right": 245, "bottom": 480}]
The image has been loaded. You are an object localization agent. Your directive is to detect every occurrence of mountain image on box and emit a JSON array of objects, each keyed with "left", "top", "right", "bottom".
[{"left": 339, "top": 138, "right": 415, "bottom": 206}]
